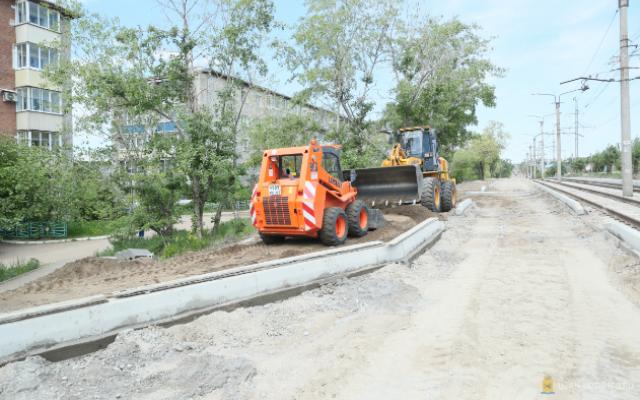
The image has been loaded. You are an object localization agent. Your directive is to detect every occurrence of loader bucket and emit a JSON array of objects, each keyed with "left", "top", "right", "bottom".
[{"left": 349, "top": 165, "right": 424, "bottom": 206}]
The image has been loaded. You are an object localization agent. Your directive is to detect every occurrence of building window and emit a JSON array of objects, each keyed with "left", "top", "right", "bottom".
[
  {"left": 29, "top": 44, "right": 39, "bottom": 68},
  {"left": 16, "top": 87, "right": 63, "bottom": 114},
  {"left": 16, "top": 1, "right": 27, "bottom": 25},
  {"left": 30, "top": 131, "right": 42, "bottom": 147},
  {"left": 16, "top": 131, "right": 29, "bottom": 145},
  {"left": 15, "top": 42, "right": 59, "bottom": 70},
  {"left": 17, "top": 131, "right": 63, "bottom": 150},
  {"left": 16, "top": 43, "right": 27, "bottom": 68},
  {"left": 28, "top": 2, "right": 38, "bottom": 24},
  {"left": 16, "top": 1, "right": 61, "bottom": 32},
  {"left": 50, "top": 92, "right": 60, "bottom": 113},
  {"left": 31, "top": 88, "right": 42, "bottom": 110}
]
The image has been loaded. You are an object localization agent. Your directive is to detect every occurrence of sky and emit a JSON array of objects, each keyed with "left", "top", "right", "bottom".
[{"left": 78, "top": 0, "right": 640, "bottom": 162}]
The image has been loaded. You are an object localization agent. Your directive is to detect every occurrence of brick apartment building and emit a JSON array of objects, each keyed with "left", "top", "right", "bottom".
[{"left": 0, "top": 0, "right": 72, "bottom": 149}]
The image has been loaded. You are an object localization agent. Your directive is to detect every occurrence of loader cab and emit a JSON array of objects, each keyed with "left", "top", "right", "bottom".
[
  {"left": 322, "top": 147, "right": 344, "bottom": 183},
  {"left": 277, "top": 154, "right": 303, "bottom": 179},
  {"left": 399, "top": 127, "right": 439, "bottom": 172}
]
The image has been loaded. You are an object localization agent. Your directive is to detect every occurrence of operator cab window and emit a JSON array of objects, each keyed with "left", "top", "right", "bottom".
[
  {"left": 402, "top": 131, "right": 423, "bottom": 157},
  {"left": 322, "top": 153, "right": 342, "bottom": 181},
  {"left": 279, "top": 155, "right": 302, "bottom": 179}
]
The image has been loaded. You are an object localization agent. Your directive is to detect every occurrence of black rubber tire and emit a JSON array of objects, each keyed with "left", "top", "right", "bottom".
[
  {"left": 441, "top": 181, "right": 457, "bottom": 212},
  {"left": 319, "top": 207, "right": 349, "bottom": 246},
  {"left": 421, "top": 178, "right": 442, "bottom": 212},
  {"left": 259, "top": 233, "right": 285, "bottom": 245},
  {"left": 346, "top": 200, "right": 369, "bottom": 237}
]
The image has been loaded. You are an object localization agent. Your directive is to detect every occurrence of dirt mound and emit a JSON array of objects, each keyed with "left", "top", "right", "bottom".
[
  {"left": 382, "top": 205, "right": 436, "bottom": 222},
  {"left": 0, "top": 327, "right": 257, "bottom": 400},
  {"left": 0, "top": 208, "right": 434, "bottom": 313}
]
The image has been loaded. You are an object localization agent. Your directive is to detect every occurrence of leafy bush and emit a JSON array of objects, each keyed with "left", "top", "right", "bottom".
[
  {"left": 0, "top": 259, "right": 40, "bottom": 282},
  {"left": 67, "top": 216, "right": 129, "bottom": 238},
  {"left": 0, "top": 138, "right": 127, "bottom": 231},
  {"left": 102, "top": 218, "right": 254, "bottom": 259},
  {"left": 567, "top": 140, "right": 640, "bottom": 176}
]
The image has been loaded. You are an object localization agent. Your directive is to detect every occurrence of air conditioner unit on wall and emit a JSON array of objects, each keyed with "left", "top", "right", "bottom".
[{"left": 2, "top": 91, "right": 17, "bottom": 103}]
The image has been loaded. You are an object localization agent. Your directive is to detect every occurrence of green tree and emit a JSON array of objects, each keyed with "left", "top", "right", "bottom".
[
  {"left": 0, "top": 138, "right": 126, "bottom": 230},
  {"left": 246, "top": 114, "right": 321, "bottom": 167},
  {"left": 129, "top": 170, "right": 183, "bottom": 238},
  {"left": 589, "top": 145, "right": 620, "bottom": 173},
  {"left": 451, "top": 121, "right": 510, "bottom": 182},
  {"left": 0, "top": 139, "right": 73, "bottom": 226},
  {"left": 633, "top": 138, "right": 640, "bottom": 174},
  {"left": 568, "top": 157, "right": 588, "bottom": 174},
  {"left": 282, "top": 0, "right": 399, "bottom": 167},
  {"left": 384, "top": 17, "right": 502, "bottom": 153},
  {"left": 47, "top": 0, "right": 276, "bottom": 237}
]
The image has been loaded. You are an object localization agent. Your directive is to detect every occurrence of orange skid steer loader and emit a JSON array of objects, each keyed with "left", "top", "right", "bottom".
[{"left": 250, "top": 139, "right": 382, "bottom": 246}]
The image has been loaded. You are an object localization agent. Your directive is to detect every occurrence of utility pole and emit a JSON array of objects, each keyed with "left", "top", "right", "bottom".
[
  {"left": 619, "top": 0, "right": 633, "bottom": 196},
  {"left": 539, "top": 120, "right": 545, "bottom": 178},
  {"left": 574, "top": 97, "right": 579, "bottom": 158},
  {"left": 533, "top": 90, "right": 587, "bottom": 181},
  {"left": 555, "top": 100, "right": 561, "bottom": 180},
  {"left": 532, "top": 138, "right": 538, "bottom": 178}
]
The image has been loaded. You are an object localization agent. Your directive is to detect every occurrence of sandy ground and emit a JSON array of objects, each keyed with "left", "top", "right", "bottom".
[
  {"left": 2, "top": 178, "right": 640, "bottom": 399},
  {"left": 0, "top": 207, "right": 434, "bottom": 312}
]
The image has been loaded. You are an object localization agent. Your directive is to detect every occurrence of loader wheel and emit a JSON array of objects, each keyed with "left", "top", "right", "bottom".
[
  {"left": 259, "top": 233, "right": 285, "bottom": 245},
  {"left": 346, "top": 200, "right": 369, "bottom": 237},
  {"left": 421, "top": 178, "right": 441, "bottom": 212},
  {"left": 441, "top": 181, "right": 457, "bottom": 212},
  {"left": 319, "top": 207, "right": 349, "bottom": 246}
]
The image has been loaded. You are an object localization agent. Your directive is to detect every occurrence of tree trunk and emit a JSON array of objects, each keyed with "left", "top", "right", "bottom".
[
  {"left": 213, "top": 203, "right": 223, "bottom": 231},
  {"left": 191, "top": 175, "right": 205, "bottom": 238}
]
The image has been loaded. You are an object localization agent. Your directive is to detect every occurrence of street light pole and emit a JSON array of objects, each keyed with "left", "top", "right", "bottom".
[
  {"left": 619, "top": 0, "right": 633, "bottom": 196},
  {"left": 554, "top": 99, "right": 561, "bottom": 180},
  {"left": 532, "top": 88, "right": 587, "bottom": 181},
  {"left": 528, "top": 114, "right": 552, "bottom": 179}
]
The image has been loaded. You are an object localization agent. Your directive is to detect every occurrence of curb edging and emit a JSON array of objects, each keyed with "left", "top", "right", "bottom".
[
  {"left": 605, "top": 221, "right": 640, "bottom": 257},
  {"left": 0, "top": 217, "right": 445, "bottom": 363},
  {"left": 455, "top": 199, "right": 473, "bottom": 216},
  {"left": 534, "top": 182, "right": 586, "bottom": 215},
  {"left": 1, "top": 235, "right": 110, "bottom": 245}
]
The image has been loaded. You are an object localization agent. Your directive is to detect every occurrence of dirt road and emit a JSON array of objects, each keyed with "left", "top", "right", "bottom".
[{"left": 2, "top": 178, "right": 640, "bottom": 399}]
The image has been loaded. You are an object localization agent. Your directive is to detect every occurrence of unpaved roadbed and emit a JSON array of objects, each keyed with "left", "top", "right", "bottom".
[
  {"left": 0, "top": 207, "right": 435, "bottom": 313},
  {"left": 3, "top": 178, "right": 640, "bottom": 399}
]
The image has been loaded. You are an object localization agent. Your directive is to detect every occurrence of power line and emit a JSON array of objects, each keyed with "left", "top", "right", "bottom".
[
  {"left": 582, "top": 73, "right": 614, "bottom": 109},
  {"left": 582, "top": 9, "right": 619, "bottom": 76}
]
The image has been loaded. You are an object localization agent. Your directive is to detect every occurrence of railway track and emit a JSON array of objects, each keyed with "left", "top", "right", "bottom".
[
  {"left": 564, "top": 177, "right": 640, "bottom": 193},
  {"left": 537, "top": 180, "right": 640, "bottom": 230}
]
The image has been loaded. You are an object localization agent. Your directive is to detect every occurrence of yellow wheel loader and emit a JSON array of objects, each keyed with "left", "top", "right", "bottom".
[{"left": 349, "top": 126, "right": 457, "bottom": 212}]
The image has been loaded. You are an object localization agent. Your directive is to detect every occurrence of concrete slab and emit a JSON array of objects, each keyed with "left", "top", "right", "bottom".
[
  {"left": 455, "top": 199, "right": 473, "bottom": 216},
  {"left": 535, "top": 182, "right": 586, "bottom": 215},
  {"left": 605, "top": 222, "right": 640, "bottom": 257}
]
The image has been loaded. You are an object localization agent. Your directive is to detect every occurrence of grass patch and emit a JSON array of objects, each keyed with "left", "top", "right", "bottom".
[
  {"left": 100, "top": 218, "right": 254, "bottom": 259},
  {"left": 0, "top": 258, "right": 40, "bottom": 282},
  {"left": 67, "top": 217, "right": 128, "bottom": 238}
]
